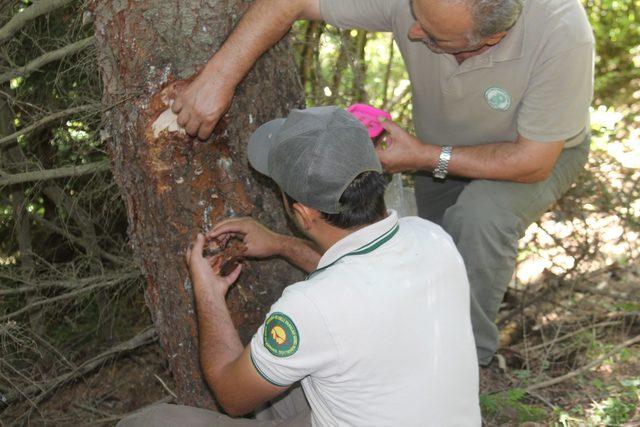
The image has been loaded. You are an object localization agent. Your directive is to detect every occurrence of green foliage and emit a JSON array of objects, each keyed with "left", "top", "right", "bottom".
[
  {"left": 589, "top": 390, "right": 638, "bottom": 426},
  {"left": 583, "top": 0, "right": 640, "bottom": 107},
  {"left": 558, "top": 377, "right": 640, "bottom": 426},
  {"left": 480, "top": 389, "right": 547, "bottom": 423},
  {"left": 291, "top": 23, "right": 412, "bottom": 128}
]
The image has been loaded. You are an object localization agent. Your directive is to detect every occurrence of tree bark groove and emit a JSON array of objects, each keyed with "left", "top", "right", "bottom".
[{"left": 91, "top": 0, "right": 305, "bottom": 408}]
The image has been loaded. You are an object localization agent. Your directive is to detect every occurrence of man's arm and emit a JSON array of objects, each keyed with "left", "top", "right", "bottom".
[
  {"left": 208, "top": 217, "right": 321, "bottom": 273},
  {"left": 172, "top": 0, "right": 321, "bottom": 139},
  {"left": 186, "top": 234, "right": 287, "bottom": 416},
  {"left": 376, "top": 119, "right": 564, "bottom": 183}
]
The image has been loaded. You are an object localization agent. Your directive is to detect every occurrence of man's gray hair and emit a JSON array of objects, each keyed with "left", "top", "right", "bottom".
[{"left": 465, "top": 0, "right": 523, "bottom": 44}]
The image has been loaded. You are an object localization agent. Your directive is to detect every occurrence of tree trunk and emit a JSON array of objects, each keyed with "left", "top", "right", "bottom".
[{"left": 90, "top": 0, "right": 305, "bottom": 409}]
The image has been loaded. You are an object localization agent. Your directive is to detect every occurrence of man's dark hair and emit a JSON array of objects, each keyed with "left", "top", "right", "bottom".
[{"left": 285, "top": 171, "right": 387, "bottom": 229}]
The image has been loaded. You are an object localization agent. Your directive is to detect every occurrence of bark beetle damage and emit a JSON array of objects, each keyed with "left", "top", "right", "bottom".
[
  {"left": 143, "top": 76, "right": 192, "bottom": 193},
  {"left": 204, "top": 237, "right": 247, "bottom": 276}
]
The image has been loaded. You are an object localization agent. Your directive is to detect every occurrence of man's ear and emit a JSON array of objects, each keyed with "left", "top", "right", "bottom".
[
  {"left": 292, "top": 203, "right": 320, "bottom": 231},
  {"left": 485, "top": 31, "right": 507, "bottom": 46}
]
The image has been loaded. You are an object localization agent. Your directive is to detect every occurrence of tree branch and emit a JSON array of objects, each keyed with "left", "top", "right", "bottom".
[
  {"left": 525, "top": 333, "right": 640, "bottom": 392},
  {"left": 3, "top": 327, "right": 157, "bottom": 404},
  {"left": 29, "top": 213, "right": 129, "bottom": 265},
  {"left": 0, "top": 104, "right": 100, "bottom": 148},
  {"left": 0, "top": 160, "right": 110, "bottom": 186},
  {"left": 0, "top": 36, "right": 95, "bottom": 84},
  {"left": 0, "top": 269, "right": 139, "bottom": 296},
  {"left": 0, "top": 0, "right": 74, "bottom": 44},
  {"left": 0, "top": 270, "right": 140, "bottom": 322}
]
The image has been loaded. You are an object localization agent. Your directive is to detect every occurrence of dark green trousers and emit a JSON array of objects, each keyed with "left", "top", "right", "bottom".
[{"left": 414, "top": 140, "right": 590, "bottom": 365}]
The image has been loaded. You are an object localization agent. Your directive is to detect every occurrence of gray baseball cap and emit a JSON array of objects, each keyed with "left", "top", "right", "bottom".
[{"left": 247, "top": 106, "right": 382, "bottom": 214}]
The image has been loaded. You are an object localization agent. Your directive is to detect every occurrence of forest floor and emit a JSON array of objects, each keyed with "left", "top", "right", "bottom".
[{"left": 3, "top": 259, "right": 638, "bottom": 426}]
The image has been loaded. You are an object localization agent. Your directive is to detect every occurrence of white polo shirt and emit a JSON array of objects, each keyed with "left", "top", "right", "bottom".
[{"left": 250, "top": 211, "right": 480, "bottom": 426}]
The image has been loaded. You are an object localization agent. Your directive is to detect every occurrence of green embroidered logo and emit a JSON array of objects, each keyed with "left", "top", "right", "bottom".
[
  {"left": 484, "top": 87, "right": 511, "bottom": 111},
  {"left": 263, "top": 312, "right": 299, "bottom": 357}
]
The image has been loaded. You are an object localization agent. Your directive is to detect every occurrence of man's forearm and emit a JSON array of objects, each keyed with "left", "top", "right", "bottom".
[
  {"left": 203, "top": 0, "right": 319, "bottom": 87},
  {"left": 193, "top": 278, "right": 243, "bottom": 390},
  {"left": 417, "top": 137, "right": 564, "bottom": 183},
  {"left": 277, "top": 235, "right": 321, "bottom": 273}
]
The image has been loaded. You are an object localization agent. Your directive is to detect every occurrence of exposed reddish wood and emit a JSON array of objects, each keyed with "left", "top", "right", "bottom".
[
  {"left": 205, "top": 238, "right": 247, "bottom": 277},
  {"left": 91, "top": 0, "right": 304, "bottom": 409}
]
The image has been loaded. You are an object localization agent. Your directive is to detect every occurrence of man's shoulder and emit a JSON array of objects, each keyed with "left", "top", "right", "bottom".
[
  {"left": 398, "top": 216, "right": 454, "bottom": 243},
  {"left": 526, "top": 0, "right": 594, "bottom": 49},
  {"left": 278, "top": 278, "right": 337, "bottom": 308}
]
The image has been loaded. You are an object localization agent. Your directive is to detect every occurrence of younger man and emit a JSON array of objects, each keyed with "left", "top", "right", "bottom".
[{"left": 120, "top": 106, "right": 480, "bottom": 426}]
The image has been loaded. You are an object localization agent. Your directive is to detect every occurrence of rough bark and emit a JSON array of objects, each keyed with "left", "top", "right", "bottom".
[{"left": 90, "top": 0, "right": 305, "bottom": 409}]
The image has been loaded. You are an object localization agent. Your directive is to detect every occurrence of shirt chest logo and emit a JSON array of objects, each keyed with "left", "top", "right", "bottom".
[
  {"left": 484, "top": 87, "right": 511, "bottom": 111},
  {"left": 264, "top": 312, "right": 299, "bottom": 357}
]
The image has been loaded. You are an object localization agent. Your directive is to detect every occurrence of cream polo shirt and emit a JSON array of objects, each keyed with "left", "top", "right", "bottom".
[
  {"left": 319, "top": 0, "right": 595, "bottom": 148},
  {"left": 250, "top": 211, "right": 480, "bottom": 426}
]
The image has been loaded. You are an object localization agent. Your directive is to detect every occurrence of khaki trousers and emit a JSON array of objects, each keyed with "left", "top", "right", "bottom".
[
  {"left": 117, "top": 386, "right": 311, "bottom": 427},
  {"left": 414, "top": 139, "right": 590, "bottom": 365}
]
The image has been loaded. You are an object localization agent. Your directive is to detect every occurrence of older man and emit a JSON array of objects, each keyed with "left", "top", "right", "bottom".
[{"left": 172, "top": 0, "right": 594, "bottom": 366}]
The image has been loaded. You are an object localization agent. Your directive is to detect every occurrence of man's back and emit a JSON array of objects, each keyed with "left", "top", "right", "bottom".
[{"left": 250, "top": 212, "right": 480, "bottom": 426}]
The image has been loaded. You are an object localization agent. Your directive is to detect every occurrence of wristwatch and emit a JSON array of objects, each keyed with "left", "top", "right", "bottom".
[{"left": 433, "top": 145, "right": 453, "bottom": 180}]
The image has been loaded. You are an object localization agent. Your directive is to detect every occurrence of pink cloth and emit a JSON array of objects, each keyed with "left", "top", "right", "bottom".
[{"left": 346, "top": 104, "right": 392, "bottom": 138}]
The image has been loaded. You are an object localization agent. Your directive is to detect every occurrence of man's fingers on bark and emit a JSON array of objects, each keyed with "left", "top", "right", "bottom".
[
  {"left": 185, "top": 244, "right": 192, "bottom": 264},
  {"left": 171, "top": 96, "right": 183, "bottom": 114},
  {"left": 192, "top": 233, "right": 205, "bottom": 257},
  {"left": 224, "top": 264, "right": 243, "bottom": 284},
  {"left": 185, "top": 119, "right": 201, "bottom": 137},
  {"left": 177, "top": 111, "right": 190, "bottom": 127},
  {"left": 197, "top": 122, "right": 216, "bottom": 141},
  {"left": 209, "top": 219, "right": 250, "bottom": 238}
]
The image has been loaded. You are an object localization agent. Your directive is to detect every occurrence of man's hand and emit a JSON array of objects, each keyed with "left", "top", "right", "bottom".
[
  {"left": 376, "top": 119, "right": 432, "bottom": 173},
  {"left": 171, "top": 67, "right": 236, "bottom": 140},
  {"left": 209, "top": 217, "right": 321, "bottom": 273},
  {"left": 186, "top": 233, "right": 242, "bottom": 296},
  {"left": 208, "top": 218, "right": 284, "bottom": 259}
]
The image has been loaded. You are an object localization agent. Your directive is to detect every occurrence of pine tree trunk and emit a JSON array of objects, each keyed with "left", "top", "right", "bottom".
[{"left": 91, "top": 0, "right": 304, "bottom": 409}]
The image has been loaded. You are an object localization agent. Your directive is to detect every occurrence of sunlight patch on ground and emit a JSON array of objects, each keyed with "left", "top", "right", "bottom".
[
  {"left": 516, "top": 133, "right": 640, "bottom": 284},
  {"left": 606, "top": 129, "right": 640, "bottom": 169},
  {"left": 0, "top": 256, "right": 17, "bottom": 266},
  {"left": 517, "top": 212, "right": 637, "bottom": 284}
]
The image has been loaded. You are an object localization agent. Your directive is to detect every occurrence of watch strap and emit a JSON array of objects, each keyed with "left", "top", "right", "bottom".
[{"left": 433, "top": 145, "right": 453, "bottom": 180}]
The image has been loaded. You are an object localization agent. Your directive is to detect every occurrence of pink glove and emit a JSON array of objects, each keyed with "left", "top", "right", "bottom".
[{"left": 346, "top": 104, "right": 392, "bottom": 138}]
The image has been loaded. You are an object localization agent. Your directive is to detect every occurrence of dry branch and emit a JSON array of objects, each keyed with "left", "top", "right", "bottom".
[
  {"left": 525, "top": 333, "right": 640, "bottom": 392},
  {"left": 0, "top": 0, "right": 74, "bottom": 44},
  {"left": 3, "top": 327, "right": 157, "bottom": 405},
  {"left": 0, "top": 160, "right": 109, "bottom": 186},
  {"left": 0, "top": 36, "right": 95, "bottom": 84},
  {"left": 0, "top": 270, "right": 139, "bottom": 322},
  {"left": 29, "top": 214, "right": 129, "bottom": 265},
  {"left": 0, "top": 104, "right": 99, "bottom": 148},
  {"left": 522, "top": 320, "right": 622, "bottom": 352},
  {"left": 0, "top": 269, "right": 139, "bottom": 296}
]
